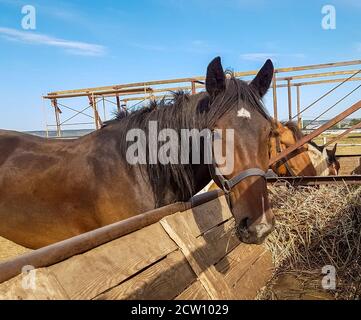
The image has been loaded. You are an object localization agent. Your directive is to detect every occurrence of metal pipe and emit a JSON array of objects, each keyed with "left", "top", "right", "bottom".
[
  {"left": 267, "top": 175, "right": 361, "bottom": 186},
  {"left": 287, "top": 78, "right": 292, "bottom": 121},
  {"left": 116, "top": 95, "right": 121, "bottom": 112},
  {"left": 191, "top": 81, "right": 196, "bottom": 95},
  {"left": 296, "top": 85, "right": 301, "bottom": 128},
  {"left": 45, "top": 59, "right": 361, "bottom": 97},
  {"left": 51, "top": 99, "right": 61, "bottom": 137},
  {"left": 272, "top": 74, "right": 278, "bottom": 120}
]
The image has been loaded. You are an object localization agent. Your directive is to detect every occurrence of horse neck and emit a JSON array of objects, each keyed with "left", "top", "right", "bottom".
[{"left": 270, "top": 125, "right": 317, "bottom": 176}]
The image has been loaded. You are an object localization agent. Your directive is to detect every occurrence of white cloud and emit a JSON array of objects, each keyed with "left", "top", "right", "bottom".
[
  {"left": 0, "top": 27, "right": 106, "bottom": 56},
  {"left": 130, "top": 43, "right": 166, "bottom": 52},
  {"left": 240, "top": 52, "right": 305, "bottom": 62}
]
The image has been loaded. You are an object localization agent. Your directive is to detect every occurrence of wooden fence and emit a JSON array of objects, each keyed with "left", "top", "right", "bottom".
[{"left": 0, "top": 195, "right": 272, "bottom": 300}]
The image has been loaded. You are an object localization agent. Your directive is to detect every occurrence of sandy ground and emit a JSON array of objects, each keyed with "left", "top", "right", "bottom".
[{"left": 0, "top": 236, "right": 31, "bottom": 263}]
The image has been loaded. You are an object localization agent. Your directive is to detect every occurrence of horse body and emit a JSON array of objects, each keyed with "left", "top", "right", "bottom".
[
  {"left": 0, "top": 57, "right": 276, "bottom": 249},
  {"left": 0, "top": 129, "right": 154, "bottom": 248}
]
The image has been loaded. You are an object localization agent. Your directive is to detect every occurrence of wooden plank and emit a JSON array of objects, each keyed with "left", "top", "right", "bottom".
[
  {"left": 160, "top": 197, "right": 237, "bottom": 300},
  {"left": 95, "top": 250, "right": 195, "bottom": 300},
  {"left": 216, "top": 245, "right": 273, "bottom": 300},
  {"left": 168, "top": 196, "right": 232, "bottom": 237},
  {"left": 49, "top": 223, "right": 177, "bottom": 300},
  {"left": 0, "top": 201, "right": 187, "bottom": 285},
  {"left": 200, "top": 219, "right": 240, "bottom": 266},
  {"left": 175, "top": 280, "right": 211, "bottom": 300},
  {"left": 0, "top": 268, "right": 68, "bottom": 300}
]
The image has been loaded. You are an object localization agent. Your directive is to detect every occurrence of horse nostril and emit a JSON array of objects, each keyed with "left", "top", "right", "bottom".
[{"left": 240, "top": 217, "right": 249, "bottom": 230}]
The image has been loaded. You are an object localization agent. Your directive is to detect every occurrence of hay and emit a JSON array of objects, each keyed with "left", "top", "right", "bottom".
[{"left": 258, "top": 184, "right": 361, "bottom": 300}]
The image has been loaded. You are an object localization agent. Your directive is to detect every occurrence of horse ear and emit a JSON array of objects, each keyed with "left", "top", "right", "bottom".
[
  {"left": 206, "top": 57, "right": 226, "bottom": 97},
  {"left": 332, "top": 143, "right": 338, "bottom": 155},
  {"left": 250, "top": 59, "right": 274, "bottom": 98}
]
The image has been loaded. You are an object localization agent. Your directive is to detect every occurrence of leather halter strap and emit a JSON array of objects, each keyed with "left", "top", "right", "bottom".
[
  {"left": 208, "top": 131, "right": 267, "bottom": 196},
  {"left": 211, "top": 167, "right": 267, "bottom": 194}
]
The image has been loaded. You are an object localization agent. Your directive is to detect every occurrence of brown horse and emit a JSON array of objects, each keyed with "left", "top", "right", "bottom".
[
  {"left": 0, "top": 57, "right": 275, "bottom": 249},
  {"left": 269, "top": 121, "right": 316, "bottom": 176},
  {"left": 270, "top": 121, "right": 340, "bottom": 176}
]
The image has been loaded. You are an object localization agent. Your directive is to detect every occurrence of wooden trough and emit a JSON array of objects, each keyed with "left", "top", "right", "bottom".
[{"left": 0, "top": 192, "right": 272, "bottom": 300}]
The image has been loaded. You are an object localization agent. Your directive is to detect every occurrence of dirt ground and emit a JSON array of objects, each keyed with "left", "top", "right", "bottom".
[{"left": 0, "top": 237, "right": 30, "bottom": 263}]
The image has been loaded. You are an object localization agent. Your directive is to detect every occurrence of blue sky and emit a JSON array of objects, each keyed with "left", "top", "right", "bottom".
[{"left": 1, "top": 0, "right": 361, "bottom": 131}]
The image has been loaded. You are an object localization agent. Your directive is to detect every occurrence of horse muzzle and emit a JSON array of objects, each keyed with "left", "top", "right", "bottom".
[{"left": 236, "top": 217, "right": 275, "bottom": 244}]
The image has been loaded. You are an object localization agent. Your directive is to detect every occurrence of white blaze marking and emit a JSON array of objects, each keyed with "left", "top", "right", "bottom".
[
  {"left": 237, "top": 107, "right": 251, "bottom": 119},
  {"left": 254, "top": 195, "right": 273, "bottom": 238}
]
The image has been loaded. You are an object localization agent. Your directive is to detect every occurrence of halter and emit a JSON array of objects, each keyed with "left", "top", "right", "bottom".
[{"left": 208, "top": 131, "right": 267, "bottom": 208}]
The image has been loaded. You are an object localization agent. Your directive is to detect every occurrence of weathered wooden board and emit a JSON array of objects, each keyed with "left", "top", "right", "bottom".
[
  {"left": 48, "top": 223, "right": 178, "bottom": 300},
  {"left": 175, "top": 280, "right": 210, "bottom": 300},
  {"left": 215, "top": 244, "right": 273, "bottom": 300},
  {"left": 0, "top": 195, "right": 273, "bottom": 300},
  {"left": 0, "top": 268, "right": 68, "bottom": 300},
  {"left": 95, "top": 250, "right": 195, "bottom": 300},
  {"left": 160, "top": 196, "right": 239, "bottom": 299}
]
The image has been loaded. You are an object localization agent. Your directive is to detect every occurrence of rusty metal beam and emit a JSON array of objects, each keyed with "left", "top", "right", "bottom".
[
  {"left": 269, "top": 100, "right": 361, "bottom": 166},
  {"left": 296, "top": 85, "right": 301, "bottom": 128},
  {"left": 45, "top": 87, "right": 154, "bottom": 99},
  {"left": 116, "top": 95, "right": 121, "bottom": 112},
  {"left": 88, "top": 95, "right": 102, "bottom": 129},
  {"left": 51, "top": 99, "right": 61, "bottom": 137},
  {"left": 267, "top": 175, "right": 361, "bottom": 186},
  {"left": 277, "top": 69, "right": 361, "bottom": 81},
  {"left": 287, "top": 78, "right": 292, "bottom": 120},
  {"left": 191, "top": 81, "right": 196, "bottom": 95},
  {"left": 278, "top": 76, "right": 361, "bottom": 88},
  {"left": 272, "top": 75, "right": 278, "bottom": 120},
  {"left": 45, "top": 59, "right": 361, "bottom": 97}
]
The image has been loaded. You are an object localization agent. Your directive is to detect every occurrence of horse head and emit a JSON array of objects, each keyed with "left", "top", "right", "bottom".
[{"left": 205, "top": 57, "right": 275, "bottom": 244}]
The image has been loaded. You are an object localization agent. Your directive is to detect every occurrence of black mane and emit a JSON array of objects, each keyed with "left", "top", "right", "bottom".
[{"left": 105, "top": 78, "right": 269, "bottom": 206}]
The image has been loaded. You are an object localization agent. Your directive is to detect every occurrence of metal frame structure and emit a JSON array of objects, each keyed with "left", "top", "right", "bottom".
[{"left": 43, "top": 59, "right": 361, "bottom": 138}]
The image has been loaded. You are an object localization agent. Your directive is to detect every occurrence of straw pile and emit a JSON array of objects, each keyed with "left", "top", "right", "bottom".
[{"left": 258, "top": 184, "right": 361, "bottom": 300}]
